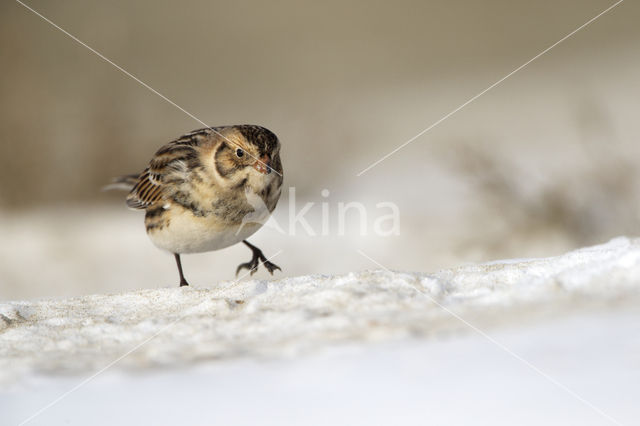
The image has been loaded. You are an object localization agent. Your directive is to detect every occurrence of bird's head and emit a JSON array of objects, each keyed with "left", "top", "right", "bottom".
[{"left": 209, "top": 125, "right": 283, "bottom": 186}]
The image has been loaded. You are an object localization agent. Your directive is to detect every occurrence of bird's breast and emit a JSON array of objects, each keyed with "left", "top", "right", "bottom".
[
  {"left": 145, "top": 204, "right": 263, "bottom": 254},
  {"left": 144, "top": 172, "right": 281, "bottom": 254}
]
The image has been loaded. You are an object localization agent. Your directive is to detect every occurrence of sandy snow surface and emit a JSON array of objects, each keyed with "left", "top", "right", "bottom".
[{"left": 2, "top": 237, "right": 640, "bottom": 425}]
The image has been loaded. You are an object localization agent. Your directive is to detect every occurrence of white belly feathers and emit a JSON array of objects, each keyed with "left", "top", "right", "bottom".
[{"left": 147, "top": 203, "right": 264, "bottom": 254}]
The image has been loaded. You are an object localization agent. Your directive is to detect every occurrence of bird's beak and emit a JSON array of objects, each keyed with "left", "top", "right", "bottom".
[{"left": 253, "top": 154, "right": 271, "bottom": 175}]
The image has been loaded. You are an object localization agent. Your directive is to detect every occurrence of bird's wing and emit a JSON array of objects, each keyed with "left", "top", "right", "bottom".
[
  {"left": 126, "top": 139, "right": 201, "bottom": 210},
  {"left": 126, "top": 169, "right": 165, "bottom": 209}
]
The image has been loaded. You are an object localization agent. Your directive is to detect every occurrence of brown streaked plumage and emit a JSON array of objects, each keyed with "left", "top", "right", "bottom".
[{"left": 113, "top": 125, "right": 283, "bottom": 287}]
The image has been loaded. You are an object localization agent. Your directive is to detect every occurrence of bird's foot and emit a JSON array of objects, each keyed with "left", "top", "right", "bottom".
[
  {"left": 236, "top": 255, "right": 260, "bottom": 276},
  {"left": 261, "top": 259, "right": 281, "bottom": 275},
  {"left": 236, "top": 240, "right": 281, "bottom": 277}
]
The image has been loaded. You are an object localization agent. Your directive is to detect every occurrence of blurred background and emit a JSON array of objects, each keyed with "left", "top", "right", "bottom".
[{"left": 1, "top": 0, "right": 638, "bottom": 299}]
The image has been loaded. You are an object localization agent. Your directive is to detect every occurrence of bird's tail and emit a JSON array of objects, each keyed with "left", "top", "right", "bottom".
[{"left": 102, "top": 173, "right": 139, "bottom": 192}]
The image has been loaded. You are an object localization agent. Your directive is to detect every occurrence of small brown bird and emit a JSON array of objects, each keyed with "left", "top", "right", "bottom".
[{"left": 112, "top": 125, "right": 283, "bottom": 286}]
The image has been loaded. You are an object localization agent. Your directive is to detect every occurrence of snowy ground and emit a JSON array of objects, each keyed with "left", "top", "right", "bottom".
[{"left": 2, "top": 237, "right": 640, "bottom": 425}]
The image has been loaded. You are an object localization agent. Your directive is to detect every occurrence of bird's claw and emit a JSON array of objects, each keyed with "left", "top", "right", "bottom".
[
  {"left": 236, "top": 241, "right": 282, "bottom": 277},
  {"left": 262, "top": 260, "right": 281, "bottom": 275},
  {"left": 236, "top": 259, "right": 259, "bottom": 277}
]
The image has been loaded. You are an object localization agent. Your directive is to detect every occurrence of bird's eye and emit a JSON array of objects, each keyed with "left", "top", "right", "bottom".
[{"left": 236, "top": 148, "right": 244, "bottom": 158}]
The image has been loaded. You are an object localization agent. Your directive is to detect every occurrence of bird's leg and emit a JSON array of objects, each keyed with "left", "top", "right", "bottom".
[
  {"left": 236, "top": 240, "right": 281, "bottom": 276},
  {"left": 174, "top": 253, "right": 190, "bottom": 287}
]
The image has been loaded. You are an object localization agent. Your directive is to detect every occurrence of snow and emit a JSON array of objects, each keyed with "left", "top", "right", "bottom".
[
  {"left": 3, "top": 310, "right": 639, "bottom": 426},
  {"left": 2, "top": 237, "right": 640, "bottom": 425}
]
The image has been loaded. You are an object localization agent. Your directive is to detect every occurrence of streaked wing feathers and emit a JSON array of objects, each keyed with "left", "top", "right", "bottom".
[
  {"left": 126, "top": 136, "right": 203, "bottom": 209},
  {"left": 126, "top": 169, "right": 164, "bottom": 209}
]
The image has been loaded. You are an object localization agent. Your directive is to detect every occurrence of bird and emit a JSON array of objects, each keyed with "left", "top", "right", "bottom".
[{"left": 110, "top": 124, "right": 283, "bottom": 287}]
